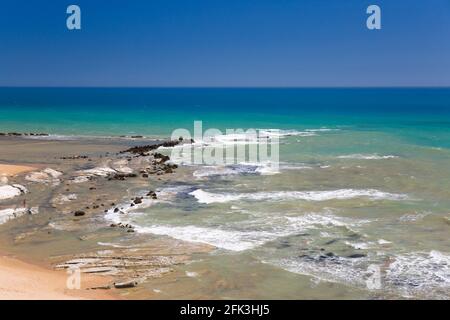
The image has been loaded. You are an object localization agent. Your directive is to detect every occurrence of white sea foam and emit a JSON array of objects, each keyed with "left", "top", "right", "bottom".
[
  {"left": 97, "top": 242, "right": 134, "bottom": 249},
  {"left": 193, "top": 162, "right": 312, "bottom": 179},
  {"left": 185, "top": 271, "right": 199, "bottom": 278},
  {"left": 159, "top": 128, "right": 322, "bottom": 152},
  {"left": 0, "top": 184, "right": 27, "bottom": 200},
  {"left": 258, "top": 129, "right": 317, "bottom": 138},
  {"left": 105, "top": 185, "right": 360, "bottom": 250},
  {"left": 274, "top": 249, "right": 450, "bottom": 299},
  {"left": 398, "top": 212, "right": 430, "bottom": 222},
  {"left": 285, "top": 213, "right": 370, "bottom": 229},
  {"left": 133, "top": 225, "right": 265, "bottom": 251},
  {"left": 337, "top": 154, "right": 399, "bottom": 160},
  {"left": 0, "top": 208, "right": 27, "bottom": 224},
  {"left": 276, "top": 255, "right": 369, "bottom": 289},
  {"left": 0, "top": 207, "right": 38, "bottom": 225},
  {"left": 304, "top": 128, "right": 340, "bottom": 132},
  {"left": 193, "top": 165, "right": 259, "bottom": 178},
  {"left": 189, "top": 188, "right": 410, "bottom": 204},
  {"left": 385, "top": 250, "right": 450, "bottom": 298},
  {"left": 378, "top": 239, "right": 392, "bottom": 245},
  {"left": 125, "top": 212, "right": 367, "bottom": 252},
  {"left": 345, "top": 241, "right": 372, "bottom": 250},
  {"left": 24, "top": 134, "right": 81, "bottom": 141}
]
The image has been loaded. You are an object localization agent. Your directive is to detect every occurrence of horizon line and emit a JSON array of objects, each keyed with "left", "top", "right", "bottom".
[{"left": 1, "top": 86, "right": 450, "bottom": 89}]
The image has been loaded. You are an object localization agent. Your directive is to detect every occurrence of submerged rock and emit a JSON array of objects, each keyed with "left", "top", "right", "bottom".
[
  {"left": 25, "top": 168, "right": 62, "bottom": 186},
  {"left": 74, "top": 210, "right": 86, "bottom": 217},
  {"left": 347, "top": 253, "right": 366, "bottom": 259}
]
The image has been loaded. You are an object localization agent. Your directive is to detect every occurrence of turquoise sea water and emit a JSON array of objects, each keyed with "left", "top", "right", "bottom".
[
  {"left": 1, "top": 88, "right": 450, "bottom": 146},
  {"left": 2, "top": 88, "right": 450, "bottom": 299}
]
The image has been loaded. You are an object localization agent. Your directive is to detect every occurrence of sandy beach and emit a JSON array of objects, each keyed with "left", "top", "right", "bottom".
[
  {"left": 0, "top": 164, "right": 36, "bottom": 177},
  {"left": 0, "top": 254, "right": 117, "bottom": 300}
]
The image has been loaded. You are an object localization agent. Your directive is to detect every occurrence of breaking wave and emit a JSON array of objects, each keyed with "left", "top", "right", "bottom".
[{"left": 189, "top": 188, "right": 410, "bottom": 204}]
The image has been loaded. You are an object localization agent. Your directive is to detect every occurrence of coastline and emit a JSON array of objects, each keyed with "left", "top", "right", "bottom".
[{"left": 0, "top": 127, "right": 449, "bottom": 299}]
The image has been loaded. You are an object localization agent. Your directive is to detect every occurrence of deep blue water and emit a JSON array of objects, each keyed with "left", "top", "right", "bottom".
[{"left": 0, "top": 88, "right": 449, "bottom": 140}]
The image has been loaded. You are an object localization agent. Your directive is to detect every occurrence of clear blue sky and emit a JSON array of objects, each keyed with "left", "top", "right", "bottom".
[{"left": 0, "top": 0, "right": 449, "bottom": 87}]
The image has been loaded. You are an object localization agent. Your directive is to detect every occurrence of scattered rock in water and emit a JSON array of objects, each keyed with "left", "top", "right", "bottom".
[
  {"left": 347, "top": 253, "right": 366, "bottom": 259},
  {"left": 60, "top": 155, "right": 88, "bottom": 160},
  {"left": 324, "top": 239, "right": 339, "bottom": 245},
  {"left": 153, "top": 152, "right": 170, "bottom": 163},
  {"left": 133, "top": 197, "right": 143, "bottom": 204},
  {"left": 74, "top": 210, "right": 86, "bottom": 217},
  {"left": 107, "top": 173, "right": 137, "bottom": 181},
  {"left": 146, "top": 191, "right": 157, "bottom": 199},
  {"left": 120, "top": 140, "right": 181, "bottom": 155},
  {"left": 276, "top": 240, "right": 291, "bottom": 249},
  {"left": 0, "top": 132, "right": 48, "bottom": 137}
]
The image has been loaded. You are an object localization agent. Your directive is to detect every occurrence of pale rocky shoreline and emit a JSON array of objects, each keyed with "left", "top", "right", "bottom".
[{"left": 0, "top": 134, "right": 210, "bottom": 299}]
